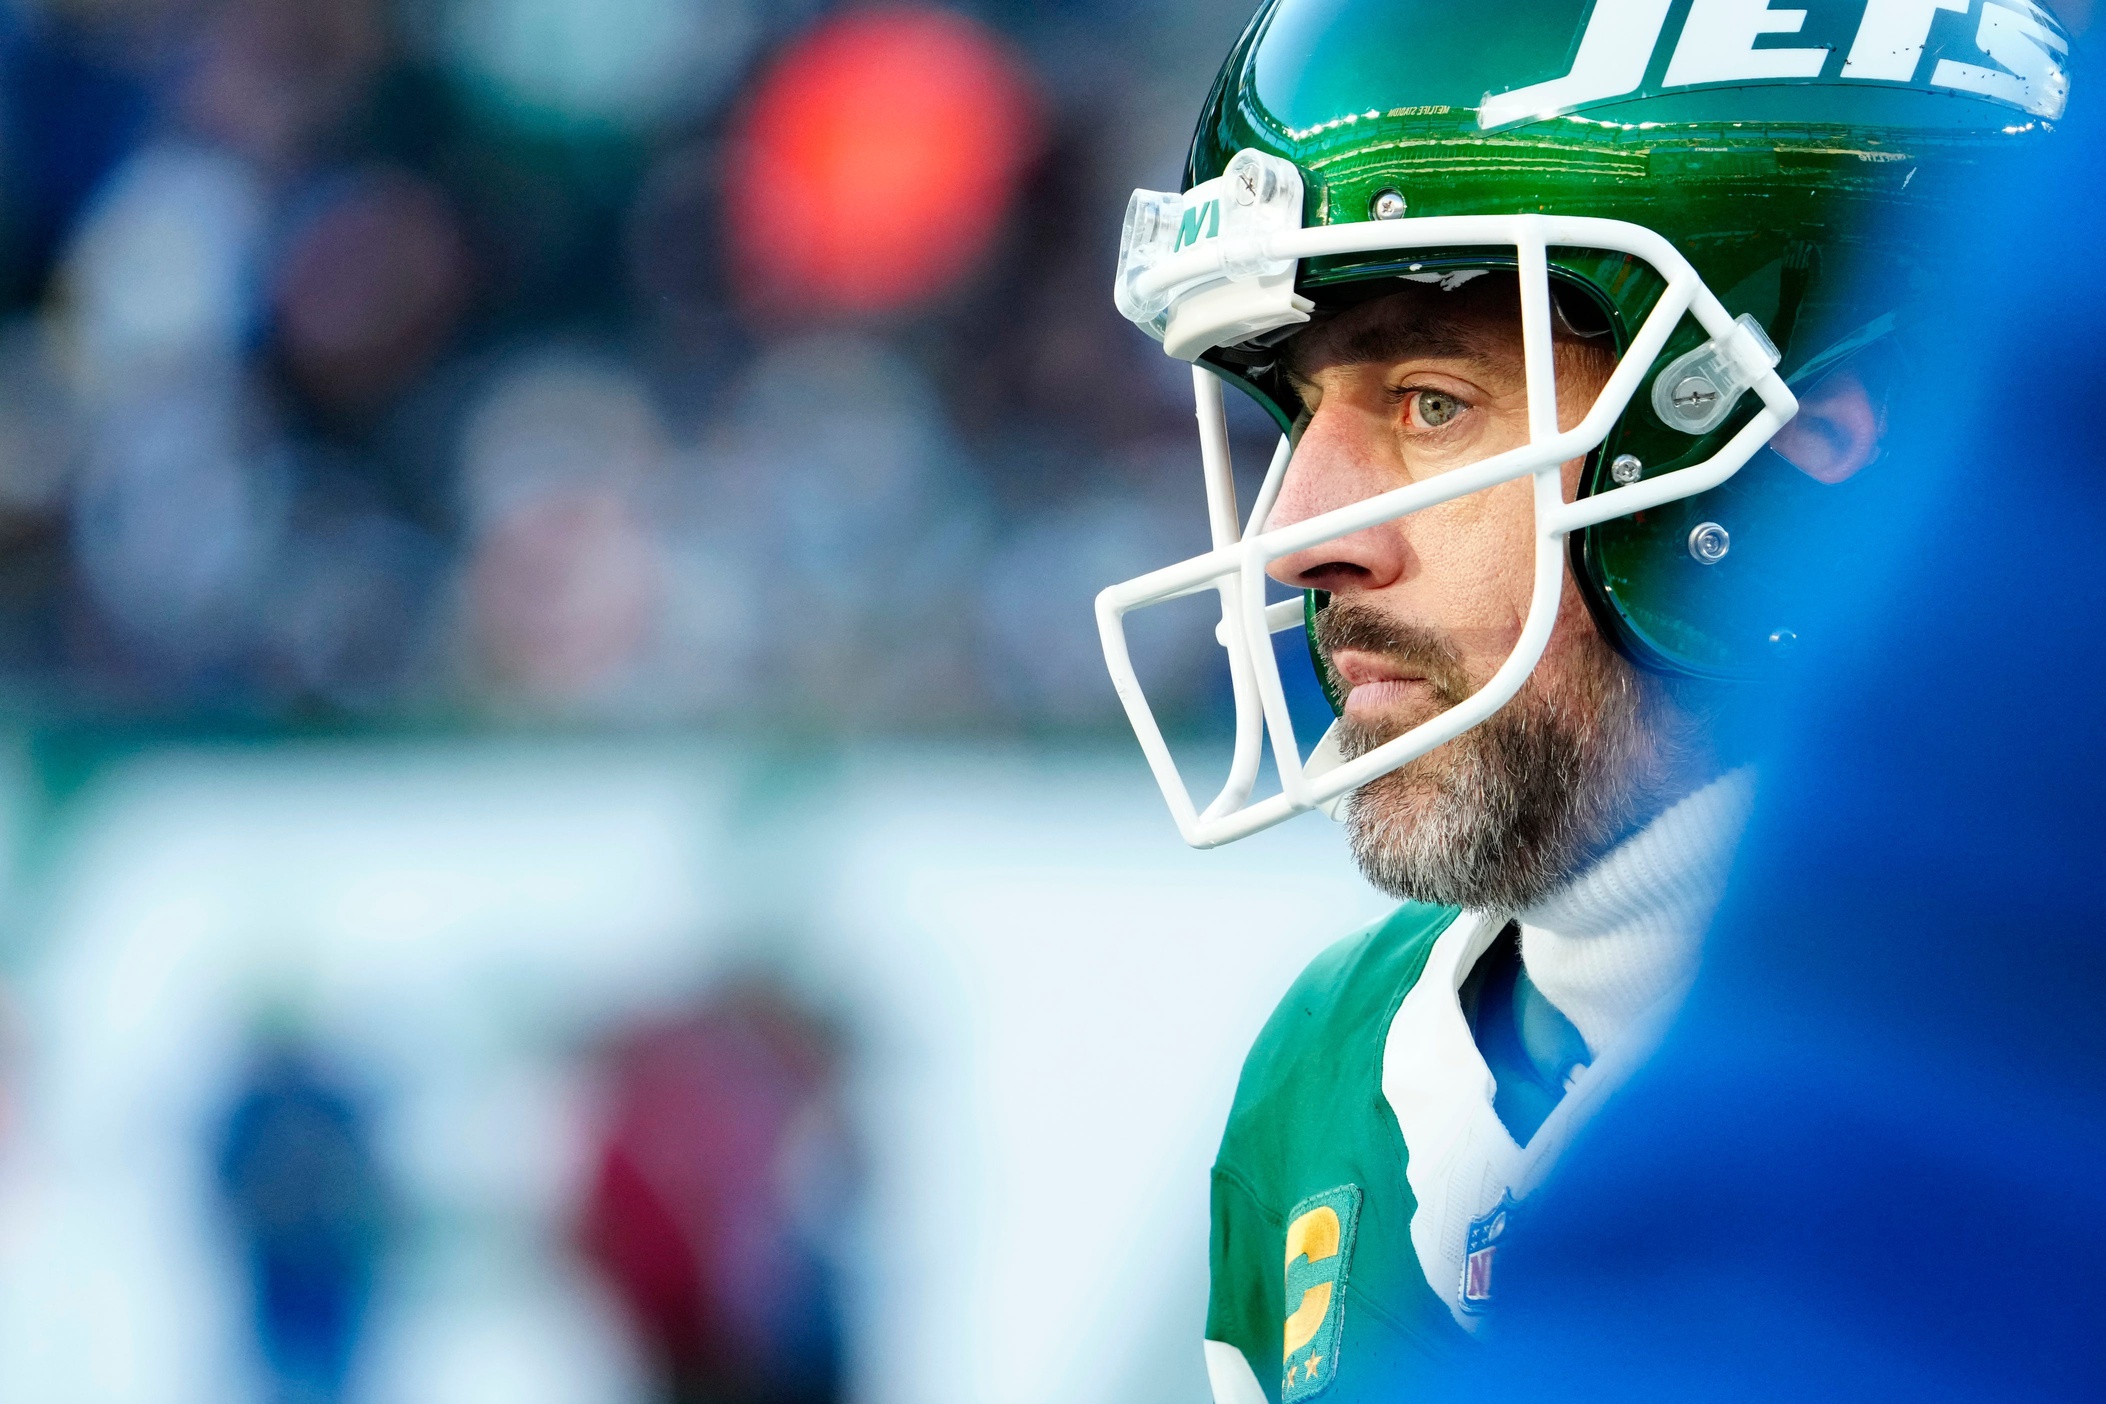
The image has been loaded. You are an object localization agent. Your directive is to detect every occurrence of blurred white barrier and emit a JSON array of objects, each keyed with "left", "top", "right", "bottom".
[{"left": 0, "top": 738, "right": 1386, "bottom": 1404}]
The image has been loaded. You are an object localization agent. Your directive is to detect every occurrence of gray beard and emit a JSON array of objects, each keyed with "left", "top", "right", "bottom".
[{"left": 1320, "top": 604, "right": 1683, "bottom": 912}]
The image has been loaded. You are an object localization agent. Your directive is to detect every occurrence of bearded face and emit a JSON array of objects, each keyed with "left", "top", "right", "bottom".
[
  {"left": 1264, "top": 279, "right": 1710, "bottom": 909},
  {"left": 1315, "top": 596, "right": 1696, "bottom": 912}
]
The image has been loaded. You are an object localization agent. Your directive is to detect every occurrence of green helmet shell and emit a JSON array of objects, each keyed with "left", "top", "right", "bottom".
[{"left": 1186, "top": 0, "right": 2067, "bottom": 677}]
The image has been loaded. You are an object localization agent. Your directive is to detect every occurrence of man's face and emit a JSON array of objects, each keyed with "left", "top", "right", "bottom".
[{"left": 1269, "top": 276, "right": 1696, "bottom": 910}]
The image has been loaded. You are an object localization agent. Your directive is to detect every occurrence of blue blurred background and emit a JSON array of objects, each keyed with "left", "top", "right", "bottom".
[{"left": 0, "top": 3, "right": 1381, "bottom": 1402}]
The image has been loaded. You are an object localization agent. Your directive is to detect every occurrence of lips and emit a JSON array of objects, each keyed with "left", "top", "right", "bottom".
[
  {"left": 1340, "top": 677, "right": 1439, "bottom": 718},
  {"left": 1326, "top": 648, "right": 1437, "bottom": 721}
]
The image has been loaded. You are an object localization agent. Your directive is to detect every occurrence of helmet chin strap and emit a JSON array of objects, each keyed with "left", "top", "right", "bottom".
[
  {"left": 1297, "top": 590, "right": 1352, "bottom": 823},
  {"left": 1097, "top": 207, "right": 1796, "bottom": 849},
  {"left": 1305, "top": 722, "right": 1351, "bottom": 822}
]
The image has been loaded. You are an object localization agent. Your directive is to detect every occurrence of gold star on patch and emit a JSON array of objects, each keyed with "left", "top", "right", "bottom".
[{"left": 1305, "top": 1354, "right": 1321, "bottom": 1381}]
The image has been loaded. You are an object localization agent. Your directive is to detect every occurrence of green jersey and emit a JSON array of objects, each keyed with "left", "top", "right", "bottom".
[{"left": 1202, "top": 903, "right": 1659, "bottom": 1404}]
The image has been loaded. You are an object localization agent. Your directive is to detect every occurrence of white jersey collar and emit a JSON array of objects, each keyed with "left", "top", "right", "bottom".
[
  {"left": 1518, "top": 767, "right": 1756, "bottom": 1056},
  {"left": 1384, "top": 910, "right": 1661, "bottom": 1330},
  {"left": 1382, "top": 767, "right": 1755, "bottom": 1328}
]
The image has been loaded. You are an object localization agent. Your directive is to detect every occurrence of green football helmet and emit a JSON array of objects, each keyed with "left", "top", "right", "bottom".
[{"left": 1097, "top": 0, "right": 2068, "bottom": 848}]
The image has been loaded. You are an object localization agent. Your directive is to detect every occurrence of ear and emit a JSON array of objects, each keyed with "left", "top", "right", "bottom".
[{"left": 1768, "top": 367, "right": 1882, "bottom": 485}]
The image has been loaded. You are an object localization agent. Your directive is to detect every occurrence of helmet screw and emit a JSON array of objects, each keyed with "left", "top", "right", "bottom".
[
  {"left": 1370, "top": 189, "right": 1407, "bottom": 220},
  {"left": 1609, "top": 453, "right": 1643, "bottom": 484},
  {"left": 1688, "top": 522, "right": 1731, "bottom": 565},
  {"left": 1226, "top": 151, "right": 1275, "bottom": 206},
  {"left": 1672, "top": 375, "right": 1721, "bottom": 413}
]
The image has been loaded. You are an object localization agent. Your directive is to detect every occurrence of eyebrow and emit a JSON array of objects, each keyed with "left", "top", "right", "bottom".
[{"left": 1284, "top": 313, "right": 1507, "bottom": 385}]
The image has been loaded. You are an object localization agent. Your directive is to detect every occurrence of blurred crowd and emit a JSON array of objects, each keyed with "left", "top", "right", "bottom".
[{"left": 0, "top": 0, "right": 1267, "bottom": 732}]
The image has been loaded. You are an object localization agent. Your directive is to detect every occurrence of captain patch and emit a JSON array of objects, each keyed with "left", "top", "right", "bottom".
[{"left": 1281, "top": 1184, "right": 1361, "bottom": 1402}]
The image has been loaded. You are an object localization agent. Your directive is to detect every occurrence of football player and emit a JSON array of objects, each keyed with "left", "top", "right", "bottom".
[{"left": 1093, "top": 2, "right": 2069, "bottom": 1401}]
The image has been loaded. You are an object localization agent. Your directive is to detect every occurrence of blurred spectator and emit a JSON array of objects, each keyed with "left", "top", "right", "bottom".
[
  {"left": 976, "top": 450, "right": 1219, "bottom": 727},
  {"left": 51, "top": 141, "right": 265, "bottom": 400},
  {"left": 579, "top": 981, "right": 855, "bottom": 1404},
  {"left": 217, "top": 1034, "right": 390, "bottom": 1404},
  {"left": 70, "top": 369, "right": 286, "bottom": 683},
  {"left": 271, "top": 168, "right": 473, "bottom": 421},
  {"left": 455, "top": 349, "right": 670, "bottom": 712},
  {"left": 687, "top": 331, "right": 990, "bottom": 727},
  {"left": 254, "top": 447, "right": 445, "bottom": 712},
  {"left": 175, "top": 0, "right": 388, "bottom": 174}
]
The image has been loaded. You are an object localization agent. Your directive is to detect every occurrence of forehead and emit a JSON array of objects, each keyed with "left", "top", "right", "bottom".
[{"left": 1283, "top": 275, "right": 1524, "bottom": 381}]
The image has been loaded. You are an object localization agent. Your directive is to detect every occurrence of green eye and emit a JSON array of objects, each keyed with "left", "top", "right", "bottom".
[{"left": 1414, "top": 390, "right": 1462, "bottom": 427}]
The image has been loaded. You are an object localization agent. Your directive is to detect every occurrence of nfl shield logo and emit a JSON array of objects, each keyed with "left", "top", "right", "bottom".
[{"left": 1459, "top": 1193, "right": 1516, "bottom": 1315}]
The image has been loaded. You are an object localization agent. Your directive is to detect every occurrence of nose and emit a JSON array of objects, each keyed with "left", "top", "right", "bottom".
[{"left": 1263, "top": 405, "right": 1412, "bottom": 594}]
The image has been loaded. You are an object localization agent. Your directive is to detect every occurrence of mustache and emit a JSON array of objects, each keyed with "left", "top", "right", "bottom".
[{"left": 1311, "top": 598, "right": 1473, "bottom": 708}]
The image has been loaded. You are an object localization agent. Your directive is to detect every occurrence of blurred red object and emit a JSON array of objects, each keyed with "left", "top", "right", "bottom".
[
  {"left": 725, "top": 5, "right": 1042, "bottom": 318},
  {"left": 578, "top": 984, "right": 852, "bottom": 1404}
]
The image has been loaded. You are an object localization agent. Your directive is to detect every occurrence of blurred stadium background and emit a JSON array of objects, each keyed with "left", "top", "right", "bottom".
[{"left": 0, "top": 2, "right": 1385, "bottom": 1402}]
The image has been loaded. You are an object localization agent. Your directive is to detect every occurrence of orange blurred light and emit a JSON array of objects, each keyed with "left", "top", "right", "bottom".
[{"left": 726, "top": 5, "right": 1041, "bottom": 317}]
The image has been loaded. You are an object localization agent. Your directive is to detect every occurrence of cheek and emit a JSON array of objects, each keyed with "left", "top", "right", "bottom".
[{"left": 1398, "top": 477, "right": 1542, "bottom": 634}]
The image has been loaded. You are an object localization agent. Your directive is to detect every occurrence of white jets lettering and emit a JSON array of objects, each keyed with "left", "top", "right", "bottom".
[
  {"left": 1930, "top": 0, "right": 2069, "bottom": 116},
  {"left": 1478, "top": 0, "right": 2070, "bottom": 130},
  {"left": 1477, "top": 0, "right": 1677, "bottom": 130},
  {"left": 1663, "top": 0, "right": 1828, "bottom": 87},
  {"left": 1842, "top": 0, "right": 1967, "bottom": 81}
]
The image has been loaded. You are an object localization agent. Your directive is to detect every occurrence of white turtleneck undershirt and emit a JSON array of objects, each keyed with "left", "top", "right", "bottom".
[{"left": 1514, "top": 768, "right": 1757, "bottom": 1059}]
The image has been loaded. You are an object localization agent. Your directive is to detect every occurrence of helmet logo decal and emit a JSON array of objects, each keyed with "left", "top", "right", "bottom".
[
  {"left": 1176, "top": 199, "right": 1222, "bottom": 252},
  {"left": 1478, "top": 0, "right": 2069, "bottom": 131}
]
